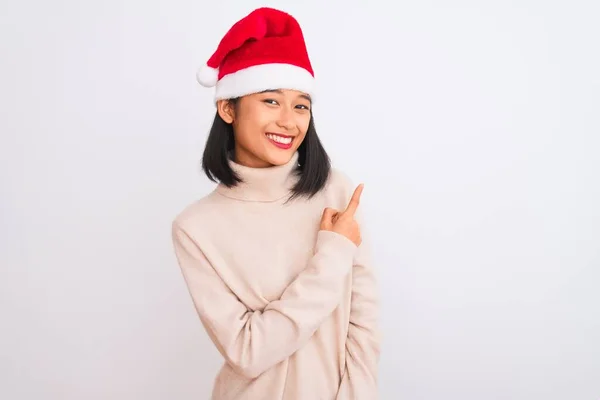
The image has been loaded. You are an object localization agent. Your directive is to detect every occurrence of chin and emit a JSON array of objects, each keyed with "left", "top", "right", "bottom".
[{"left": 264, "top": 149, "right": 296, "bottom": 166}]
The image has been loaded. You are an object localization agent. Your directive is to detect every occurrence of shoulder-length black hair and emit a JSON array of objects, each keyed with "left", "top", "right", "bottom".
[{"left": 201, "top": 97, "right": 331, "bottom": 200}]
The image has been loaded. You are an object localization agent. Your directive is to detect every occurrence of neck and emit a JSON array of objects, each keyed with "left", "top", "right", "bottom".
[
  {"left": 216, "top": 152, "right": 300, "bottom": 202},
  {"left": 233, "top": 146, "right": 273, "bottom": 168}
]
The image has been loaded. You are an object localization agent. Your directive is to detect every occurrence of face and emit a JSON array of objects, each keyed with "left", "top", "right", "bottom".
[{"left": 217, "top": 89, "right": 312, "bottom": 168}]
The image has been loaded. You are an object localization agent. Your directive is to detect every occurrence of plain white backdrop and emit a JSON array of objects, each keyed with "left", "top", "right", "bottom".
[{"left": 1, "top": 0, "right": 599, "bottom": 399}]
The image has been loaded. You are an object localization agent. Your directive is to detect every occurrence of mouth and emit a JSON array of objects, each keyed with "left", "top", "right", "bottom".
[{"left": 265, "top": 132, "right": 294, "bottom": 150}]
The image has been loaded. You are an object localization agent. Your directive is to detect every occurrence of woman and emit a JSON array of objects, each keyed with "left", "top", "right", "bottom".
[{"left": 171, "top": 7, "right": 380, "bottom": 399}]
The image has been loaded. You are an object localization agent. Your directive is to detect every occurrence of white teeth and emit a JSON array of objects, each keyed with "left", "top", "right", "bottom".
[{"left": 267, "top": 134, "right": 292, "bottom": 144}]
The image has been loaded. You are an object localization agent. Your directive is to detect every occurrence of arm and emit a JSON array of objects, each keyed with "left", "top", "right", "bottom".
[
  {"left": 336, "top": 208, "right": 381, "bottom": 398},
  {"left": 172, "top": 221, "right": 357, "bottom": 379}
]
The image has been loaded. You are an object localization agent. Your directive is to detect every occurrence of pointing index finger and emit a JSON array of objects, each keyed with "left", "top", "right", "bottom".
[{"left": 344, "top": 183, "right": 364, "bottom": 216}]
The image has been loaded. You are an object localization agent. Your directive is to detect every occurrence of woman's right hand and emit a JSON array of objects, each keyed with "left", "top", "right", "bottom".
[{"left": 320, "top": 184, "right": 364, "bottom": 246}]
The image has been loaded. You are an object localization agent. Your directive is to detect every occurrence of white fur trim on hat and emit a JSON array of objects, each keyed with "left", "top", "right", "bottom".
[{"left": 213, "top": 63, "right": 315, "bottom": 101}]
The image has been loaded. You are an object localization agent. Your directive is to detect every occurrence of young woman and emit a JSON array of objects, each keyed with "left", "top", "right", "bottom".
[{"left": 171, "top": 7, "right": 380, "bottom": 399}]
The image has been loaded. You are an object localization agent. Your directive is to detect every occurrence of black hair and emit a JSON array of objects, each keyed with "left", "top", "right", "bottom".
[{"left": 201, "top": 97, "right": 331, "bottom": 200}]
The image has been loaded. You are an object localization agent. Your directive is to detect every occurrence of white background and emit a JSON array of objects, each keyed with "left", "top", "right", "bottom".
[{"left": 1, "top": 0, "right": 599, "bottom": 399}]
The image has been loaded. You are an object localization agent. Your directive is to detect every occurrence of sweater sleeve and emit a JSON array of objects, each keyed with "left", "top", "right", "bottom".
[
  {"left": 335, "top": 206, "right": 381, "bottom": 398},
  {"left": 171, "top": 221, "right": 357, "bottom": 379}
]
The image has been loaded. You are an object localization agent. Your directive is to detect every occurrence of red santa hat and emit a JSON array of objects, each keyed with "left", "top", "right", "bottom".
[{"left": 196, "top": 7, "right": 316, "bottom": 102}]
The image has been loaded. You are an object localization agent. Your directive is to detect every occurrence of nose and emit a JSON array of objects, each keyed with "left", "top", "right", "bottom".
[{"left": 276, "top": 107, "right": 295, "bottom": 131}]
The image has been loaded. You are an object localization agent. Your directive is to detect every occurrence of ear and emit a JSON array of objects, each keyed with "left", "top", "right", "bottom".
[{"left": 217, "top": 100, "right": 235, "bottom": 124}]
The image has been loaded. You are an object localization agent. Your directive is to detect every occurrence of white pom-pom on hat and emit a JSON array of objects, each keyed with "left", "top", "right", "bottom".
[{"left": 196, "top": 64, "right": 219, "bottom": 87}]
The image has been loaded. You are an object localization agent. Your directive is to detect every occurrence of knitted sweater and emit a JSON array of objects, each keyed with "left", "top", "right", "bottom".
[{"left": 171, "top": 152, "right": 380, "bottom": 399}]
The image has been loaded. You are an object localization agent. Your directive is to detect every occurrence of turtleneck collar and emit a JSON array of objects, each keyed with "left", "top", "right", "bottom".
[{"left": 215, "top": 152, "right": 300, "bottom": 202}]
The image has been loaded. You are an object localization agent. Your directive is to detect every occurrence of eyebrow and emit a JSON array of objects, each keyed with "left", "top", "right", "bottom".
[{"left": 260, "top": 89, "right": 312, "bottom": 103}]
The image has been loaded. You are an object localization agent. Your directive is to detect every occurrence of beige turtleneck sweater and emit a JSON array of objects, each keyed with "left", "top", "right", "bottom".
[{"left": 171, "top": 152, "right": 380, "bottom": 399}]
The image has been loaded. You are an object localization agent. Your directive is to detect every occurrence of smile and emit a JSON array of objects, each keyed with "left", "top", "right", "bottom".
[{"left": 266, "top": 133, "right": 294, "bottom": 149}]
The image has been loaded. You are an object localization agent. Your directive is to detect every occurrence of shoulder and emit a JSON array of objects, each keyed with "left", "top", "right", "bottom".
[
  {"left": 317, "top": 167, "right": 359, "bottom": 210},
  {"left": 172, "top": 189, "right": 222, "bottom": 233},
  {"left": 326, "top": 167, "right": 357, "bottom": 198},
  {"left": 324, "top": 167, "right": 369, "bottom": 224}
]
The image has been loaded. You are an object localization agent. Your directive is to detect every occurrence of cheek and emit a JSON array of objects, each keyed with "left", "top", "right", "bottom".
[
  {"left": 233, "top": 113, "right": 271, "bottom": 146},
  {"left": 239, "top": 108, "right": 271, "bottom": 131},
  {"left": 296, "top": 114, "right": 311, "bottom": 133}
]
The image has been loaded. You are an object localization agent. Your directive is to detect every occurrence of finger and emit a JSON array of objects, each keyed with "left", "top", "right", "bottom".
[
  {"left": 343, "top": 184, "right": 364, "bottom": 216},
  {"left": 321, "top": 207, "right": 338, "bottom": 220},
  {"left": 320, "top": 207, "right": 338, "bottom": 229},
  {"left": 332, "top": 213, "right": 339, "bottom": 224}
]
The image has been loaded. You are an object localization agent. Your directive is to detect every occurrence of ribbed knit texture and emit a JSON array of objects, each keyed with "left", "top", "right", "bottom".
[{"left": 172, "top": 152, "right": 380, "bottom": 399}]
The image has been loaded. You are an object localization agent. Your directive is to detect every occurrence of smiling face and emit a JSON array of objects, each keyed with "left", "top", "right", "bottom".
[{"left": 217, "top": 89, "right": 312, "bottom": 168}]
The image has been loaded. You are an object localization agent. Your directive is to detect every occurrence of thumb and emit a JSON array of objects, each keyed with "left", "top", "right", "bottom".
[{"left": 320, "top": 207, "right": 338, "bottom": 230}]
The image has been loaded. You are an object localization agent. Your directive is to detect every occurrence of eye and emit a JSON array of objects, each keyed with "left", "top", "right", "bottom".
[
  {"left": 295, "top": 104, "right": 310, "bottom": 110},
  {"left": 263, "top": 99, "right": 278, "bottom": 105}
]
